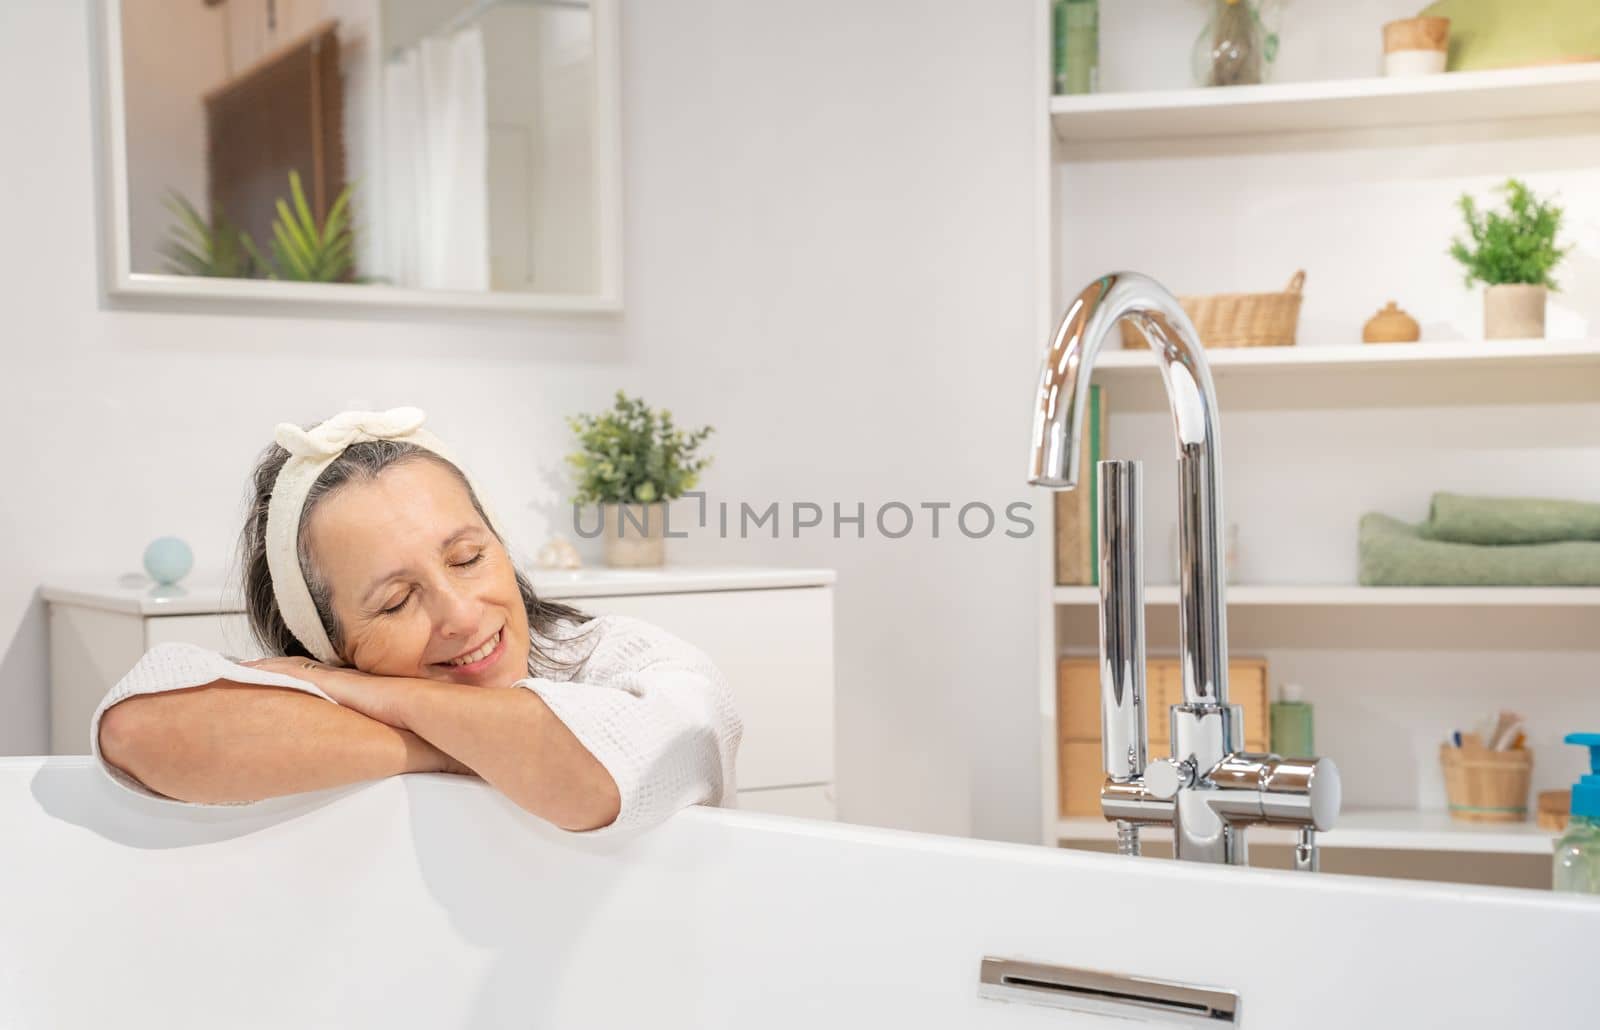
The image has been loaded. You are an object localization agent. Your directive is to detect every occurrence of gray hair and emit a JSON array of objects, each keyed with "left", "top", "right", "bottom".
[{"left": 237, "top": 437, "right": 590, "bottom": 671}]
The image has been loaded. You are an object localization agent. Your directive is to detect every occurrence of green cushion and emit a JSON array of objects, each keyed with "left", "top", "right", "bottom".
[{"left": 1420, "top": 0, "right": 1600, "bottom": 70}]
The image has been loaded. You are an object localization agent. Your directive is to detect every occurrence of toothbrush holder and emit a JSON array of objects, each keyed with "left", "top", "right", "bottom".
[{"left": 1440, "top": 743, "right": 1533, "bottom": 823}]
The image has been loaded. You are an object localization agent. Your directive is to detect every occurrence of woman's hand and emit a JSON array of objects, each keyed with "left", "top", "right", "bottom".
[{"left": 243, "top": 657, "right": 421, "bottom": 733}]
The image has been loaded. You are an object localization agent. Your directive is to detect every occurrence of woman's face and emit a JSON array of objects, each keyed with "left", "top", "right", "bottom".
[{"left": 304, "top": 457, "right": 531, "bottom": 686}]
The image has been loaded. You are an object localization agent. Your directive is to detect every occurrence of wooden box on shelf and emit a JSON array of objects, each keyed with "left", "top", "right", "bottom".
[{"left": 1057, "top": 656, "right": 1269, "bottom": 817}]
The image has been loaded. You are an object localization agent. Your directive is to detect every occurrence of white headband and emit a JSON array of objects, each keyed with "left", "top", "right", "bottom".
[{"left": 264, "top": 407, "right": 506, "bottom": 665}]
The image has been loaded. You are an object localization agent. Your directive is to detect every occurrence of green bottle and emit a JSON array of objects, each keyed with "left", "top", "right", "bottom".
[
  {"left": 1553, "top": 733, "right": 1600, "bottom": 896},
  {"left": 1053, "top": 0, "right": 1099, "bottom": 96},
  {"left": 1270, "top": 683, "right": 1314, "bottom": 757}
]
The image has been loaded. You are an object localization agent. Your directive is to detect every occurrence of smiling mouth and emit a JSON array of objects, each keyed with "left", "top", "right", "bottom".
[{"left": 440, "top": 628, "right": 503, "bottom": 669}]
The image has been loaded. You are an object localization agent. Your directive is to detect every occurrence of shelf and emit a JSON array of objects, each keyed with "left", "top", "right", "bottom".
[
  {"left": 1052, "top": 585, "right": 1600, "bottom": 608},
  {"left": 1080, "top": 338, "right": 1600, "bottom": 411},
  {"left": 1056, "top": 809, "right": 1556, "bottom": 855},
  {"left": 1050, "top": 63, "right": 1600, "bottom": 143},
  {"left": 1089, "top": 337, "right": 1600, "bottom": 375}
]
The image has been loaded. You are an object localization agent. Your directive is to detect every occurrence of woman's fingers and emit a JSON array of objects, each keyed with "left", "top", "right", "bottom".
[{"left": 242, "top": 656, "right": 328, "bottom": 676}]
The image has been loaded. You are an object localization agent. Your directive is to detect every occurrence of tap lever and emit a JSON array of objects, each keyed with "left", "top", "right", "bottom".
[
  {"left": 1141, "top": 757, "right": 1195, "bottom": 801},
  {"left": 1097, "top": 459, "right": 1146, "bottom": 783}
]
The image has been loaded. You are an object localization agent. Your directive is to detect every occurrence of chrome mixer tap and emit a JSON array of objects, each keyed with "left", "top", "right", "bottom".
[{"left": 1029, "top": 272, "right": 1340, "bottom": 866}]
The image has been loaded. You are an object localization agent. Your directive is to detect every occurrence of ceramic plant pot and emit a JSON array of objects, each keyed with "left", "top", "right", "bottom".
[
  {"left": 602, "top": 502, "right": 667, "bottom": 567},
  {"left": 1483, "top": 283, "right": 1547, "bottom": 340},
  {"left": 1382, "top": 16, "right": 1449, "bottom": 76}
]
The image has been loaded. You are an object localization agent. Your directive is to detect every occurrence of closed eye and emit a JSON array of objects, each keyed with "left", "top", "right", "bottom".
[{"left": 375, "top": 551, "right": 485, "bottom": 616}]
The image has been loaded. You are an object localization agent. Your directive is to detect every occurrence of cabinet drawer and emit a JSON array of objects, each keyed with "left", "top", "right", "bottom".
[
  {"left": 570, "top": 587, "right": 834, "bottom": 791},
  {"left": 144, "top": 613, "right": 261, "bottom": 658}
]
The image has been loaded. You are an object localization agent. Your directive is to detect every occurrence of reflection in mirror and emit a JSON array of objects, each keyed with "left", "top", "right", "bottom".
[{"left": 116, "top": 0, "right": 608, "bottom": 298}]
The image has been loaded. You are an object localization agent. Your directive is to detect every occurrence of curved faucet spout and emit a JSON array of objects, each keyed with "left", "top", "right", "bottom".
[{"left": 1028, "top": 272, "right": 1229, "bottom": 709}]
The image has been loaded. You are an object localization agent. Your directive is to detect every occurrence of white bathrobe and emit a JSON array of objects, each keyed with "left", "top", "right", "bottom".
[{"left": 90, "top": 615, "right": 742, "bottom": 834}]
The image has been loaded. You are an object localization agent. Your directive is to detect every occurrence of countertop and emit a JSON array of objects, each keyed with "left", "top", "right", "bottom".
[{"left": 42, "top": 565, "right": 837, "bottom": 616}]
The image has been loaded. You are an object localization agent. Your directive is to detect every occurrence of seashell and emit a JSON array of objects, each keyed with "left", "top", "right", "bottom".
[{"left": 535, "top": 536, "right": 582, "bottom": 570}]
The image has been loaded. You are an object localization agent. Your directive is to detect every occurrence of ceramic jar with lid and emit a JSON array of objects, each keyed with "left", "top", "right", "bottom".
[{"left": 1363, "top": 301, "right": 1421, "bottom": 344}]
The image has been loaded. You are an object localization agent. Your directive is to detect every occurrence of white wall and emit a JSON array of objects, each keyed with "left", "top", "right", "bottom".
[
  {"left": 616, "top": 0, "right": 1042, "bottom": 839},
  {"left": 0, "top": 1, "right": 1045, "bottom": 844}
]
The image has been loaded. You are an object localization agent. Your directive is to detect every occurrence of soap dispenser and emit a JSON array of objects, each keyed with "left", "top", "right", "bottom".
[{"left": 1554, "top": 733, "right": 1600, "bottom": 896}]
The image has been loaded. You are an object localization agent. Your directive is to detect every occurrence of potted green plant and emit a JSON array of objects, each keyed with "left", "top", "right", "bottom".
[
  {"left": 246, "top": 171, "right": 359, "bottom": 283},
  {"left": 159, "top": 171, "right": 360, "bottom": 283},
  {"left": 1450, "top": 178, "right": 1570, "bottom": 340},
  {"left": 566, "top": 392, "right": 713, "bottom": 567},
  {"left": 160, "top": 192, "right": 262, "bottom": 278}
]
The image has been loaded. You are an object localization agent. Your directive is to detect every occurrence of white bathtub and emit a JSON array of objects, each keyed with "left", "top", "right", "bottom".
[{"left": 1, "top": 756, "right": 1591, "bottom": 1027}]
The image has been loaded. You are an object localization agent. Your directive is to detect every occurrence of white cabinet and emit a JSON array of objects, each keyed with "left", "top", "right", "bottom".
[
  {"left": 578, "top": 587, "right": 833, "bottom": 792},
  {"left": 44, "top": 566, "right": 836, "bottom": 818}
]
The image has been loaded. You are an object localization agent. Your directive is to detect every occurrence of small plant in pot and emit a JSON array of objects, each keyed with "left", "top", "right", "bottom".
[
  {"left": 566, "top": 392, "right": 713, "bottom": 568},
  {"left": 1450, "top": 178, "right": 1570, "bottom": 340}
]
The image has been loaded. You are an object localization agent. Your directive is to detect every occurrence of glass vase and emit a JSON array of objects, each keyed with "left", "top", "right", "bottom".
[{"left": 1192, "top": 0, "right": 1280, "bottom": 87}]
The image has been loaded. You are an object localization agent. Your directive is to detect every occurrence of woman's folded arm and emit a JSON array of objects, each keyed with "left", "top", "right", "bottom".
[
  {"left": 90, "top": 618, "right": 743, "bottom": 835},
  {"left": 265, "top": 616, "right": 743, "bottom": 834},
  {"left": 92, "top": 642, "right": 460, "bottom": 805},
  {"left": 98, "top": 685, "right": 457, "bottom": 805},
  {"left": 380, "top": 682, "right": 622, "bottom": 831}
]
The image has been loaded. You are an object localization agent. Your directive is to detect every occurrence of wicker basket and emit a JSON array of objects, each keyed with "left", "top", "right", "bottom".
[
  {"left": 1440, "top": 743, "right": 1533, "bottom": 823},
  {"left": 1121, "top": 270, "right": 1306, "bottom": 349}
]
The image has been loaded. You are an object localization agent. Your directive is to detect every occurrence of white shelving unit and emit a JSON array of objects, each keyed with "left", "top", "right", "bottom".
[
  {"left": 1052, "top": 585, "right": 1600, "bottom": 608},
  {"left": 1032, "top": 10, "right": 1600, "bottom": 874},
  {"left": 1056, "top": 810, "right": 1557, "bottom": 856},
  {"left": 1050, "top": 62, "right": 1600, "bottom": 142}
]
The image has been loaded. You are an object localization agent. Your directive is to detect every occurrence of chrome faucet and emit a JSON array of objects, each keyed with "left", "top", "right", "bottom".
[{"left": 1029, "top": 272, "right": 1340, "bottom": 867}]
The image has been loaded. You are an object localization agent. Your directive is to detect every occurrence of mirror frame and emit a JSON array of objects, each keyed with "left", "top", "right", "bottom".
[{"left": 95, "top": 0, "right": 623, "bottom": 315}]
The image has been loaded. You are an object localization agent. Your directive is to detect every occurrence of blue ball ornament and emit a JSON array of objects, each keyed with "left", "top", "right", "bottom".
[{"left": 143, "top": 537, "right": 194, "bottom": 586}]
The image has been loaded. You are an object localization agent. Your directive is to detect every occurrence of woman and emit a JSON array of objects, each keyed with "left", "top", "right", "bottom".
[{"left": 93, "top": 409, "right": 741, "bottom": 833}]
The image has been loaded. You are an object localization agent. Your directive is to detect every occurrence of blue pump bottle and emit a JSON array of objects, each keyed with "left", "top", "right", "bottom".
[{"left": 1554, "top": 733, "right": 1600, "bottom": 896}]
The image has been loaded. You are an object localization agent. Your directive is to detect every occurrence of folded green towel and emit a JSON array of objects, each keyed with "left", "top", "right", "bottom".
[
  {"left": 1359, "top": 513, "right": 1600, "bottom": 587},
  {"left": 1419, "top": 492, "right": 1600, "bottom": 546}
]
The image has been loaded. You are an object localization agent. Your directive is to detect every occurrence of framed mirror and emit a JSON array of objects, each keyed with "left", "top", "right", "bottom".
[{"left": 97, "top": 0, "right": 622, "bottom": 314}]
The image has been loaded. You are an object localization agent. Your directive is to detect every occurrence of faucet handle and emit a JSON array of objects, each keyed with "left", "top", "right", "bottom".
[
  {"left": 1141, "top": 757, "right": 1195, "bottom": 801},
  {"left": 1262, "top": 756, "right": 1341, "bottom": 832},
  {"left": 1209, "top": 752, "right": 1343, "bottom": 833}
]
